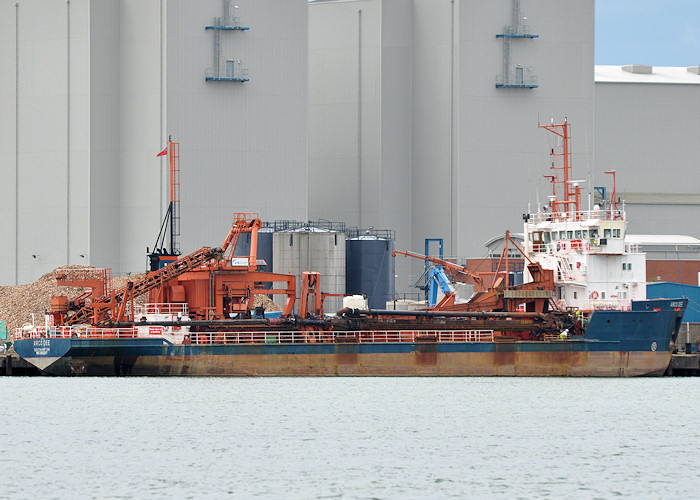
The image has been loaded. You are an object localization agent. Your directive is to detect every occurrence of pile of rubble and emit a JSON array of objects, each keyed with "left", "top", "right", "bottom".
[{"left": 0, "top": 267, "right": 146, "bottom": 334}]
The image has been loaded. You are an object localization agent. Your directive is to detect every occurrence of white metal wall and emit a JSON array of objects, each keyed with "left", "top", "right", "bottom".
[
  {"left": 165, "top": 0, "right": 309, "bottom": 265},
  {"left": 0, "top": 0, "right": 93, "bottom": 285},
  {"left": 89, "top": 1, "right": 122, "bottom": 273},
  {"left": 447, "top": 0, "right": 595, "bottom": 260},
  {"left": 308, "top": 0, "right": 414, "bottom": 294},
  {"left": 118, "top": 0, "right": 165, "bottom": 275},
  {"left": 0, "top": 1, "right": 19, "bottom": 285},
  {"left": 0, "top": 0, "right": 308, "bottom": 285},
  {"left": 5, "top": 0, "right": 700, "bottom": 298},
  {"left": 309, "top": 0, "right": 595, "bottom": 294}
]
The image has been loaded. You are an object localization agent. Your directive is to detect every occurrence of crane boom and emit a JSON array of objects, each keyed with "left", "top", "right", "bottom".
[
  {"left": 219, "top": 213, "right": 263, "bottom": 270},
  {"left": 392, "top": 250, "right": 484, "bottom": 290}
]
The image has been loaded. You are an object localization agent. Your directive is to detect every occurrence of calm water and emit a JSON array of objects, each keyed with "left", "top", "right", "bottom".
[{"left": 1, "top": 377, "right": 698, "bottom": 499}]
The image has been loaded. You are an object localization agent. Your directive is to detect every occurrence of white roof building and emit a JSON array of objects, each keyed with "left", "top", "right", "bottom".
[
  {"left": 626, "top": 234, "right": 700, "bottom": 260},
  {"left": 595, "top": 65, "right": 700, "bottom": 84},
  {"left": 594, "top": 64, "right": 700, "bottom": 244}
]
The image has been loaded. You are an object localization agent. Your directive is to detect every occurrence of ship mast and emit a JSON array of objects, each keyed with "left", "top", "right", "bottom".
[
  {"left": 168, "top": 137, "right": 181, "bottom": 255},
  {"left": 148, "top": 137, "right": 181, "bottom": 271},
  {"left": 605, "top": 169, "right": 623, "bottom": 219},
  {"left": 539, "top": 119, "right": 582, "bottom": 217}
]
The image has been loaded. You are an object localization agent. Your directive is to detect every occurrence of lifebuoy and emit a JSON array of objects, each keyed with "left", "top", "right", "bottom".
[{"left": 590, "top": 291, "right": 599, "bottom": 299}]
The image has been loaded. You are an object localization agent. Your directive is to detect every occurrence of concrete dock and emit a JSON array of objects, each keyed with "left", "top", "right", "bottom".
[
  {"left": 0, "top": 352, "right": 41, "bottom": 376},
  {"left": 669, "top": 352, "right": 700, "bottom": 376}
]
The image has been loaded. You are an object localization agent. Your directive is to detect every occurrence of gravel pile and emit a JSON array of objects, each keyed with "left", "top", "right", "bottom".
[
  {"left": 0, "top": 267, "right": 146, "bottom": 334},
  {"left": 253, "top": 293, "right": 282, "bottom": 312}
]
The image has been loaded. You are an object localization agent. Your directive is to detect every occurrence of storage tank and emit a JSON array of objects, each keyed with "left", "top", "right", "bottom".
[
  {"left": 273, "top": 227, "right": 346, "bottom": 314},
  {"left": 346, "top": 231, "right": 395, "bottom": 309}
]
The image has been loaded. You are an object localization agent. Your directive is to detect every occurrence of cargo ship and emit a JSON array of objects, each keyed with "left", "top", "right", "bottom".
[
  {"left": 12, "top": 297, "right": 687, "bottom": 376},
  {"left": 13, "top": 121, "right": 688, "bottom": 376}
]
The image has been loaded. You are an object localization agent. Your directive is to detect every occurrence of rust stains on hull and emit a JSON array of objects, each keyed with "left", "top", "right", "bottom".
[{"left": 55, "top": 349, "right": 672, "bottom": 377}]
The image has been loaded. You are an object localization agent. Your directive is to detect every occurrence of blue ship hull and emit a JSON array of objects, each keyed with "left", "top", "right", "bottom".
[{"left": 13, "top": 299, "right": 687, "bottom": 377}]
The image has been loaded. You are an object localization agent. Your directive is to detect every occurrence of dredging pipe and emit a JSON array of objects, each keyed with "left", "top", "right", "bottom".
[
  {"left": 336, "top": 307, "right": 547, "bottom": 320},
  {"left": 110, "top": 317, "right": 330, "bottom": 328}
]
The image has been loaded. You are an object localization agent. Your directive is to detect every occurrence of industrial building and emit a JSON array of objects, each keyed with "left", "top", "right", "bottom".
[
  {"left": 594, "top": 65, "right": 700, "bottom": 237},
  {"left": 0, "top": 0, "right": 308, "bottom": 285},
  {"left": 2, "top": 0, "right": 700, "bottom": 303}
]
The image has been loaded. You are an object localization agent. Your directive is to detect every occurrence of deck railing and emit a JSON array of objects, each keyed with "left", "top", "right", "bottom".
[
  {"left": 15, "top": 326, "right": 138, "bottom": 340},
  {"left": 526, "top": 209, "right": 625, "bottom": 223},
  {"left": 16, "top": 327, "right": 494, "bottom": 344},
  {"left": 135, "top": 303, "right": 189, "bottom": 315}
]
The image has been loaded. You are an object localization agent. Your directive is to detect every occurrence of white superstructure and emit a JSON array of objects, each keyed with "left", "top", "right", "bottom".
[{"left": 522, "top": 120, "right": 646, "bottom": 312}]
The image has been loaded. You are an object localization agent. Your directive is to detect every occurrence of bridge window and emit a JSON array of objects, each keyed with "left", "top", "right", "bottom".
[
  {"left": 604, "top": 228, "right": 612, "bottom": 238},
  {"left": 613, "top": 229, "right": 621, "bottom": 238},
  {"left": 575, "top": 230, "right": 582, "bottom": 238}
]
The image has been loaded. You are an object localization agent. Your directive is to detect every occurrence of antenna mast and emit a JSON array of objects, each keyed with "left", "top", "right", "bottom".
[{"left": 539, "top": 119, "right": 582, "bottom": 216}]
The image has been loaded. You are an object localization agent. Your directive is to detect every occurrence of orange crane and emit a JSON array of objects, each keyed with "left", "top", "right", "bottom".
[
  {"left": 219, "top": 212, "right": 264, "bottom": 271},
  {"left": 392, "top": 250, "right": 485, "bottom": 292}
]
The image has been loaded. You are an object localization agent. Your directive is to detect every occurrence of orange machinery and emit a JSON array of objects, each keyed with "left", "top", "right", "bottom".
[
  {"left": 392, "top": 231, "right": 555, "bottom": 314},
  {"left": 52, "top": 268, "right": 112, "bottom": 315},
  {"left": 148, "top": 213, "right": 297, "bottom": 320},
  {"left": 51, "top": 213, "right": 306, "bottom": 326},
  {"left": 52, "top": 245, "right": 226, "bottom": 326}
]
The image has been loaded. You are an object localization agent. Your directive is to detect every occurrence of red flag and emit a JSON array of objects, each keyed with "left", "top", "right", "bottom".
[{"left": 156, "top": 146, "right": 168, "bottom": 157}]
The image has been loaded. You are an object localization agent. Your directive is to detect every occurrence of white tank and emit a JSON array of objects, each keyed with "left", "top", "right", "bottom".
[{"left": 273, "top": 228, "right": 346, "bottom": 314}]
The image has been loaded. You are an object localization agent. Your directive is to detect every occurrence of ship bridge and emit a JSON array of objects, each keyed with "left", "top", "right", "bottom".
[{"left": 525, "top": 208, "right": 627, "bottom": 256}]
